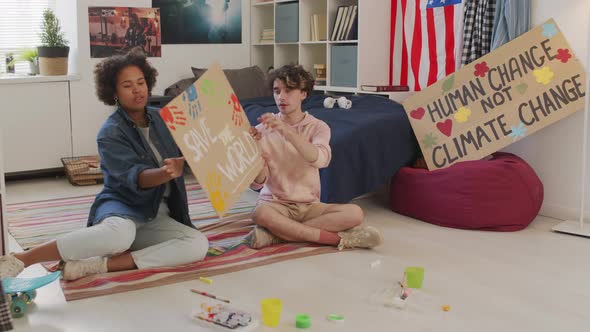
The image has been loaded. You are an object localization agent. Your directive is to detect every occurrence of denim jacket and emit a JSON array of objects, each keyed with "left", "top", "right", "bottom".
[{"left": 87, "top": 107, "right": 191, "bottom": 228}]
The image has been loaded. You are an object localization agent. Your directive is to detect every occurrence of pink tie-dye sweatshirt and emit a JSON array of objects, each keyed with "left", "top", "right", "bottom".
[{"left": 250, "top": 112, "right": 332, "bottom": 203}]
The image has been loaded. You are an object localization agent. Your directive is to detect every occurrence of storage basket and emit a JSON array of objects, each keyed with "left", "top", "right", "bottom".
[{"left": 61, "top": 156, "right": 103, "bottom": 186}]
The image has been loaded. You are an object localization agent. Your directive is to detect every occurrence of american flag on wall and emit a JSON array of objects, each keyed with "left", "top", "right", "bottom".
[{"left": 389, "top": 0, "right": 465, "bottom": 91}]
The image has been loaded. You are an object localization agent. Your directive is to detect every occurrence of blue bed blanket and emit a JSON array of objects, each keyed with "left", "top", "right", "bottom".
[{"left": 242, "top": 94, "right": 419, "bottom": 203}]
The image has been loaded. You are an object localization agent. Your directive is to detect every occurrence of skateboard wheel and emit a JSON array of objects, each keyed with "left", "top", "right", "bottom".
[
  {"left": 10, "top": 299, "right": 26, "bottom": 318},
  {"left": 23, "top": 290, "right": 37, "bottom": 303},
  {"left": 18, "top": 293, "right": 32, "bottom": 304}
]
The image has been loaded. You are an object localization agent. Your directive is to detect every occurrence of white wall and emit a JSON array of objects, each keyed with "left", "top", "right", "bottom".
[
  {"left": 58, "top": 0, "right": 251, "bottom": 156},
  {"left": 502, "top": 0, "right": 590, "bottom": 221},
  {"left": 0, "top": 129, "right": 6, "bottom": 254}
]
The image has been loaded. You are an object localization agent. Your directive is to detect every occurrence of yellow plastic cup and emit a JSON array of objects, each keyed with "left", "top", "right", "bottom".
[
  {"left": 405, "top": 267, "right": 425, "bottom": 289},
  {"left": 260, "top": 298, "right": 282, "bottom": 327}
]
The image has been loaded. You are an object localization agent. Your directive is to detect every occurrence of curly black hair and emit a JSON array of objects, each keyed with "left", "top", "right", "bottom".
[
  {"left": 94, "top": 47, "right": 158, "bottom": 106},
  {"left": 268, "top": 64, "right": 315, "bottom": 95}
]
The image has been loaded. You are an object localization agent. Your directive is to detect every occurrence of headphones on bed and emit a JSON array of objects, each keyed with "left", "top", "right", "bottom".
[{"left": 323, "top": 96, "right": 352, "bottom": 109}]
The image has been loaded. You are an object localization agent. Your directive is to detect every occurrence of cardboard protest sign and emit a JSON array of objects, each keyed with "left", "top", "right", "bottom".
[
  {"left": 403, "top": 19, "right": 586, "bottom": 170},
  {"left": 160, "top": 63, "right": 264, "bottom": 217}
]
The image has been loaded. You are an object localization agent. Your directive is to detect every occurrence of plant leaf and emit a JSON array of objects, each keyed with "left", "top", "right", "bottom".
[{"left": 40, "top": 9, "right": 68, "bottom": 47}]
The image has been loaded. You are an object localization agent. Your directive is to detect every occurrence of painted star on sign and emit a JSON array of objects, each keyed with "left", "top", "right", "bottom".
[
  {"left": 508, "top": 123, "right": 528, "bottom": 142},
  {"left": 542, "top": 23, "right": 558, "bottom": 39},
  {"left": 422, "top": 133, "right": 438, "bottom": 150}
]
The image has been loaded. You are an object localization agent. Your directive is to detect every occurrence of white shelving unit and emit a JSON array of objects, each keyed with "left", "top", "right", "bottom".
[
  {"left": 251, "top": 0, "right": 275, "bottom": 72},
  {"left": 250, "top": 0, "right": 398, "bottom": 99}
]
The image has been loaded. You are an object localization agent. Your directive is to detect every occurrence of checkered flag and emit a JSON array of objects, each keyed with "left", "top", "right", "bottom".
[{"left": 461, "top": 0, "right": 496, "bottom": 65}]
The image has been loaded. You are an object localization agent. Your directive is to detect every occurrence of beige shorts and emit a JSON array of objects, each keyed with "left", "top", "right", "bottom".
[{"left": 255, "top": 200, "right": 332, "bottom": 222}]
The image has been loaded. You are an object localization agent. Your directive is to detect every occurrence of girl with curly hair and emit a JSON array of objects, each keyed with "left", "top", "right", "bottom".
[{"left": 0, "top": 47, "right": 208, "bottom": 280}]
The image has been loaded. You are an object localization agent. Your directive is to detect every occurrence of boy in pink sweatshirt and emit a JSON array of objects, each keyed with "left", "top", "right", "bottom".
[{"left": 247, "top": 64, "right": 383, "bottom": 250}]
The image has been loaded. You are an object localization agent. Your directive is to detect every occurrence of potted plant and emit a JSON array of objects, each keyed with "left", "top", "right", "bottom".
[
  {"left": 5, "top": 53, "right": 15, "bottom": 73},
  {"left": 8, "top": 49, "right": 39, "bottom": 75},
  {"left": 37, "top": 8, "right": 69, "bottom": 76}
]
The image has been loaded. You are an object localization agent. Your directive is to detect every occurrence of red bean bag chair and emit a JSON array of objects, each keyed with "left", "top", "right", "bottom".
[{"left": 389, "top": 152, "right": 543, "bottom": 231}]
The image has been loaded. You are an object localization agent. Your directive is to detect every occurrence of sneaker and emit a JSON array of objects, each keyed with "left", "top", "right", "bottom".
[
  {"left": 62, "top": 257, "right": 108, "bottom": 280},
  {"left": 0, "top": 254, "right": 25, "bottom": 278},
  {"left": 337, "top": 225, "right": 383, "bottom": 250},
  {"left": 246, "top": 226, "right": 285, "bottom": 249}
]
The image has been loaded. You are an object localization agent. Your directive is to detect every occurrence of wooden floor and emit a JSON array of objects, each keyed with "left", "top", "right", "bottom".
[{"left": 5, "top": 176, "right": 589, "bottom": 332}]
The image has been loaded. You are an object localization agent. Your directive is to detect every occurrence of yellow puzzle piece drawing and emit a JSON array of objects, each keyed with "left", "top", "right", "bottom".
[
  {"left": 453, "top": 107, "right": 472, "bottom": 124},
  {"left": 533, "top": 66, "right": 554, "bottom": 85}
]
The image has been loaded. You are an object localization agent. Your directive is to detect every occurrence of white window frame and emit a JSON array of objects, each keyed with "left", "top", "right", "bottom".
[{"left": 0, "top": 0, "right": 56, "bottom": 75}]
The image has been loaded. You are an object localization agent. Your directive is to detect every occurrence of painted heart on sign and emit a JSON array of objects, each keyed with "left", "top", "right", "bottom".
[
  {"left": 436, "top": 119, "right": 453, "bottom": 137},
  {"left": 410, "top": 107, "right": 425, "bottom": 120}
]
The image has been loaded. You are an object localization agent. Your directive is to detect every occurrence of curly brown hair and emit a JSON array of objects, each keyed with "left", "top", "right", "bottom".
[
  {"left": 268, "top": 64, "right": 315, "bottom": 95},
  {"left": 94, "top": 47, "right": 158, "bottom": 106}
]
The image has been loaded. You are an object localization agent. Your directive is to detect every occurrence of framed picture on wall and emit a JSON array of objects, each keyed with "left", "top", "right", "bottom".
[
  {"left": 153, "top": 0, "right": 242, "bottom": 44},
  {"left": 89, "top": 7, "right": 162, "bottom": 58}
]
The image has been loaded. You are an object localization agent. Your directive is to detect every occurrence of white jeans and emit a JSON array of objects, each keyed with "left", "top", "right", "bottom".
[{"left": 56, "top": 203, "right": 208, "bottom": 269}]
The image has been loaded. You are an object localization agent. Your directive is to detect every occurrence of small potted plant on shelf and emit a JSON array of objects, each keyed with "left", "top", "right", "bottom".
[
  {"left": 5, "top": 53, "right": 15, "bottom": 73},
  {"left": 37, "top": 8, "right": 69, "bottom": 76},
  {"left": 8, "top": 48, "right": 39, "bottom": 75}
]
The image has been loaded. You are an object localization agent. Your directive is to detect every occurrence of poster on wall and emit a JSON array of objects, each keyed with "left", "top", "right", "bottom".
[
  {"left": 153, "top": 0, "right": 242, "bottom": 44},
  {"left": 403, "top": 19, "right": 587, "bottom": 170},
  {"left": 88, "top": 7, "right": 162, "bottom": 58},
  {"left": 160, "top": 63, "right": 263, "bottom": 217}
]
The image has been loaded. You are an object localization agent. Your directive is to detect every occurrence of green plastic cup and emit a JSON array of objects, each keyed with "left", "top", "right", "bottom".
[
  {"left": 295, "top": 314, "right": 311, "bottom": 329},
  {"left": 261, "top": 298, "right": 282, "bottom": 327},
  {"left": 405, "top": 267, "right": 425, "bottom": 288}
]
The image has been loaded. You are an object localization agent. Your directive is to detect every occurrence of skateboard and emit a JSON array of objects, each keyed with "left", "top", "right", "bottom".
[{"left": 2, "top": 271, "right": 61, "bottom": 318}]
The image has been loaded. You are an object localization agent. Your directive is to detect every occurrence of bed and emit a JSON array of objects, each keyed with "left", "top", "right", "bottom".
[
  {"left": 161, "top": 67, "right": 419, "bottom": 203},
  {"left": 242, "top": 94, "right": 419, "bottom": 203}
]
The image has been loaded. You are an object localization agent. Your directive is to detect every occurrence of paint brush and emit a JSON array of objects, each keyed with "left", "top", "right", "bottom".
[{"left": 191, "top": 289, "right": 231, "bottom": 303}]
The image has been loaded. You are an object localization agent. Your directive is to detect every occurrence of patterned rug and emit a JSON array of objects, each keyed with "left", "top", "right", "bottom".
[
  {"left": 6, "top": 184, "right": 255, "bottom": 250},
  {"left": 6, "top": 184, "right": 337, "bottom": 301}
]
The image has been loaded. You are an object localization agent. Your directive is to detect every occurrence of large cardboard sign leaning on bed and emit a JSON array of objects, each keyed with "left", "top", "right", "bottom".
[
  {"left": 403, "top": 19, "right": 586, "bottom": 170},
  {"left": 160, "top": 63, "right": 264, "bottom": 217}
]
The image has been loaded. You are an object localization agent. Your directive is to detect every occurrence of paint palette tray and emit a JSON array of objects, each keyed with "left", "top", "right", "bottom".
[{"left": 192, "top": 301, "right": 258, "bottom": 331}]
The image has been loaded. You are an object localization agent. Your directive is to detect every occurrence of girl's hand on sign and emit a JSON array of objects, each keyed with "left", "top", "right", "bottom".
[{"left": 162, "top": 157, "right": 185, "bottom": 180}]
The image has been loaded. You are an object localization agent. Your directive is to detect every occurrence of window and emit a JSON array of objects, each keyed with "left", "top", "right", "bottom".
[{"left": 0, "top": 0, "right": 56, "bottom": 74}]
